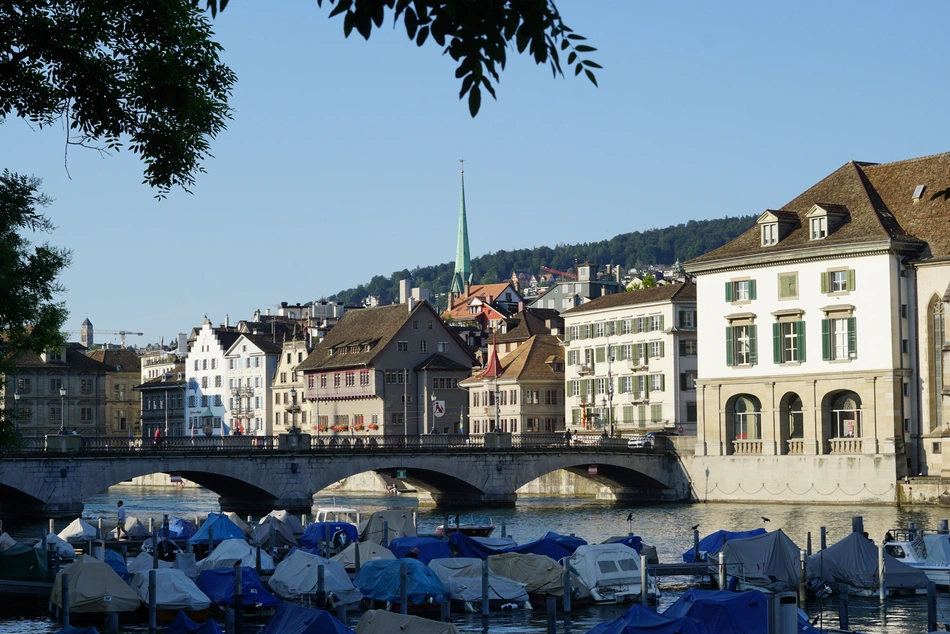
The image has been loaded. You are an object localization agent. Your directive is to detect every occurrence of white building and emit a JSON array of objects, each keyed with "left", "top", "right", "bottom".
[
  {"left": 273, "top": 337, "right": 311, "bottom": 433},
  {"left": 186, "top": 318, "right": 240, "bottom": 436},
  {"left": 561, "top": 283, "right": 697, "bottom": 435},
  {"left": 223, "top": 334, "right": 281, "bottom": 436}
]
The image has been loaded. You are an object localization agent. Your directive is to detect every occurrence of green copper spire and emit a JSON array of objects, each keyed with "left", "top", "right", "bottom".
[{"left": 450, "top": 164, "right": 472, "bottom": 297}]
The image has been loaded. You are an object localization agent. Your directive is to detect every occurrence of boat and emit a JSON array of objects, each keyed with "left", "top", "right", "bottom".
[
  {"left": 387, "top": 537, "right": 452, "bottom": 565},
  {"left": 681, "top": 528, "right": 767, "bottom": 563},
  {"left": 353, "top": 558, "right": 448, "bottom": 614},
  {"left": 360, "top": 511, "right": 416, "bottom": 545},
  {"left": 196, "top": 566, "right": 280, "bottom": 618},
  {"left": 250, "top": 516, "right": 299, "bottom": 550},
  {"left": 188, "top": 513, "right": 247, "bottom": 547},
  {"left": 257, "top": 601, "right": 354, "bottom": 634},
  {"left": 587, "top": 602, "right": 703, "bottom": 634},
  {"left": 131, "top": 567, "right": 212, "bottom": 623},
  {"left": 261, "top": 510, "right": 305, "bottom": 537},
  {"left": 107, "top": 516, "right": 152, "bottom": 540},
  {"left": 267, "top": 548, "right": 362, "bottom": 607},
  {"left": 223, "top": 512, "right": 253, "bottom": 537},
  {"left": 884, "top": 529, "right": 950, "bottom": 587},
  {"left": 301, "top": 522, "right": 359, "bottom": 556},
  {"left": 314, "top": 505, "right": 361, "bottom": 526},
  {"left": 662, "top": 588, "right": 822, "bottom": 634},
  {"left": 434, "top": 516, "right": 495, "bottom": 538},
  {"left": 487, "top": 552, "right": 564, "bottom": 604},
  {"left": 166, "top": 609, "right": 224, "bottom": 634},
  {"left": 196, "top": 538, "right": 275, "bottom": 573},
  {"left": 330, "top": 541, "right": 395, "bottom": 573},
  {"left": 568, "top": 543, "right": 660, "bottom": 604},
  {"left": 356, "top": 609, "right": 461, "bottom": 634},
  {"left": 808, "top": 531, "right": 928, "bottom": 596},
  {"left": 50, "top": 555, "right": 141, "bottom": 619},
  {"left": 58, "top": 518, "right": 99, "bottom": 544},
  {"left": 450, "top": 531, "right": 585, "bottom": 561},
  {"left": 427, "top": 557, "right": 529, "bottom": 612},
  {"left": 705, "top": 529, "right": 801, "bottom": 594},
  {"left": 0, "top": 542, "right": 49, "bottom": 582}
]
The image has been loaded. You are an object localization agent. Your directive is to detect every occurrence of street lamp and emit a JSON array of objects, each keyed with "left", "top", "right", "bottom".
[
  {"left": 59, "top": 386, "right": 67, "bottom": 435},
  {"left": 290, "top": 387, "right": 298, "bottom": 434},
  {"left": 430, "top": 393, "right": 437, "bottom": 434},
  {"left": 13, "top": 391, "right": 20, "bottom": 434}
]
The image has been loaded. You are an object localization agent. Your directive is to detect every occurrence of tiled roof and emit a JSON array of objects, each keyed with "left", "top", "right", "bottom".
[
  {"left": 686, "top": 153, "right": 950, "bottom": 267},
  {"left": 135, "top": 364, "right": 187, "bottom": 390},
  {"left": 414, "top": 353, "right": 472, "bottom": 372},
  {"left": 87, "top": 348, "right": 142, "bottom": 371},
  {"left": 460, "top": 335, "right": 564, "bottom": 385},
  {"left": 450, "top": 283, "right": 514, "bottom": 308},
  {"left": 496, "top": 308, "right": 563, "bottom": 343},
  {"left": 236, "top": 333, "right": 284, "bottom": 355},
  {"left": 561, "top": 283, "right": 696, "bottom": 315},
  {"left": 15, "top": 343, "right": 114, "bottom": 371}
]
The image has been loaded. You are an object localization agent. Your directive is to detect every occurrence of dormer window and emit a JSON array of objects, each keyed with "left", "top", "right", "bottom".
[
  {"left": 761, "top": 223, "right": 778, "bottom": 246},
  {"left": 811, "top": 216, "right": 827, "bottom": 240},
  {"left": 756, "top": 210, "right": 796, "bottom": 246},
  {"left": 806, "top": 203, "right": 848, "bottom": 241}
]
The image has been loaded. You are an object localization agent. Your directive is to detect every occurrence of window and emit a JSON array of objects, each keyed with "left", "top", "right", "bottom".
[
  {"left": 811, "top": 216, "right": 827, "bottom": 240},
  {"left": 345, "top": 372, "right": 355, "bottom": 387},
  {"left": 412, "top": 319, "right": 418, "bottom": 330},
  {"left": 732, "top": 395, "right": 761, "bottom": 440},
  {"left": 679, "top": 310, "right": 696, "bottom": 329},
  {"left": 80, "top": 407, "right": 93, "bottom": 422},
  {"left": 651, "top": 404, "right": 663, "bottom": 423},
  {"left": 201, "top": 376, "right": 208, "bottom": 389},
  {"left": 333, "top": 373, "right": 341, "bottom": 387},
  {"left": 113, "top": 384, "right": 127, "bottom": 401},
  {"left": 686, "top": 402, "right": 697, "bottom": 423},
  {"left": 360, "top": 370, "right": 370, "bottom": 386},
  {"left": 397, "top": 341, "right": 409, "bottom": 352},
  {"left": 189, "top": 395, "right": 196, "bottom": 407},
  {"left": 320, "top": 375, "right": 327, "bottom": 388},
  {"left": 778, "top": 273, "right": 798, "bottom": 299},
  {"left": 649, "top": 374, "right": 664, "bottom": 392},
  {"left": 648, "top": 315, "right": 662, "bottom": 331},
  {"left": 680, "top": 372, "right": 696, "bottom": 391},
  {"left": 619, "top": 376, "right": 634, "bottom": 394},
  {"left": 390, "top": 413, "right": 405, "bottom": 427},
  {"left": 680, "top": 340, "right": 698, "bottom": 356},
  {"left": 526, "top": 390, "right": 540, "bottom": 404},
  {"left": 214, "top": 395, "right": 222, "bottom": 406},
  {"left": 214, "top": 375, "right": 222, "bottom": 387},
  {"left": 420, "top": 340, "right": 428, "bottom": 353},
  {"left": 831, "top": 392, "right": 861, "bottom": 438},
  {"left": 595, "top": 322, "right": 605, "bottom": 338},
  {"left": 621, "top": 319, "right": 633, "bottom": 335},
  {"left": 648, "top": 341, "right": 664, "bottom": 358},
  {"left": 50, "top": 378, "right": 63, "bottom": 392},
  {"left": 726, "top": 324, "right": 757, "bottom": 366},
  {"left": 16, "top": 377, "right": 31, "bottom": 393},
  {"left": 194, "top": 360, "right": 199, "bottom": 371},
  {"left": 773, "top": 321, "right": 806, "bottom": 364},
  {"left": 822, "top": 317, "right": 857, "bottom": 361},
  {"left": 725, "top": 279, "right": 756, "bottom": 302},
  {"left": 761, "top": 223, "right": 778, "bottom": 246},
  {"left": 50, "top": 406, "right": 62, "bottom": 422},
  {"left": 428, "top": 320, "right": 434, "bottom": 330}
]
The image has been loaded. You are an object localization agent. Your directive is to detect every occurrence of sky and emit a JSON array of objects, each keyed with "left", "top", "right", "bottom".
[{"left": 4, "top": 1, "right": 950, "bottom": 347}]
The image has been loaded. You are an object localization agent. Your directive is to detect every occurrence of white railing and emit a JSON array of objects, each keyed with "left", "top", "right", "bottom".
[
  {"left": 786, "top": 439, "right": 805, "bottom": 454},
  {"left": 732, "top": 439, "right": 763, "bottom": 455},
  {"left": 830, "top": 438, "right": 863, "bottom": 454}
]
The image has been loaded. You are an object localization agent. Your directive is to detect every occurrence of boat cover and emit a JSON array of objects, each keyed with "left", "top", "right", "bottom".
[
  {"left": 361, "top": 511, "right": 417, "bottom": 545},
  {"left": 196, "top": 538, "right": 274, "bottom": 572},
  {"left": 257, "top": 601, "right": 354, "bottom": 634},
  {"left": 586, "top": 603, "right": 703, "bottom": 634},
  {"left": 0, "top": 543, "right": 48, "bottom": 581},
  {"left": 127, "top": 551, "right": 173, "bottom": 575},
  {"left": 331, "top": 542, "right": 395, "bottom": 572},
  {"left": 262, "top": 510, "right": 305, "bottom": 536},
  {"left": 469, "top": 536, "right": 516, "bottom": 549},
  {"left": 196, "top": 566, "right": 279, "bottom": 608},
  {"left": 132, "top": 568, "right": 212, "bottom": 611},
  {"left": 53, "top": 627, "right": 102, "bottom": 634},
  {"left": 603, "top": 536, "right": 643, "bottom": 552},
  {"left": 355, "top": 609, "right": 460, "bottom": 634},
  {"left": 188, "top": 513, "right": 247, "bottom": 545},
  {"left": 568, "top": 544, "right": 647, "bottom": 597},
  {"left": 165, "top": 610, "right": 224, "bottom": 634},
  {"left": 663, "top": 588, "right": 823, "bottom": 634},
  {"left": 42, "top": 532, "right": 76, "bottom": 558},
  {"left": 924, "top": 533, "right": 950, "bottom": 566},
  {"left": 175, "top": 552, "right": 199, "bottom": 580},
  {"left": 707, "top": 529, "right": 801, "bottom": 593},
  {"left": 107, "top": 516, "right": 152, "bottom": 540},
  {"left": 683, "top": 528, "right": 768, "bottom": 563},
  {"left": 51, "top": 555, "right": 142, "bottom": 613},
  {"left": 268, "top": 549, "right": 362, "bottom": 605},
  {"left": 103, "top": 549, "right": 130, "bottom": 581},
  {"left": 58, "top": 518, "right": 99, "bottom": 544},
  {"left": 427, "top": 557, "right": 529, "bottom": 603},
  {"left": 487, "top": 552, "right": 564, "bottom": 596},
  {"left": 251, "top": 516, "right": 298, "bottom": 549},
  {"left": 0, "top": 531, "right": 16, "bottom": 551},
  {"left": 806, "top": 532, "right": 928, "bottom": 594},
  {"left": 389, "top": 537, "right": 453, "bottom": 565},
  {"left": 451, "top": 531, "right": 586, "bottom": 561},
  {"left": 301, "top": 522, "right": 359, "bottom": 551},
  {"left": 167, "top": 517, "right": 198, "bottom": 540},
  {"left": 353, "top": 558, "right": 448, "bottom": 604},
  {"left": 224, "top": 512, "right": 252, "bottom": 536}
]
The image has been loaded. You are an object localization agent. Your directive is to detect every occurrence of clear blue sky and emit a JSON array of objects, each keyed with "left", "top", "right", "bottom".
[{"left": 4, "top": 1, "right": 950, "bottom": 347}]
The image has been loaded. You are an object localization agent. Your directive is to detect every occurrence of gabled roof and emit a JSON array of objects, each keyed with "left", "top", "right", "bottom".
[
  {"left": 450, "top": 282, "right": 518, "bottom": 309},
  {"left": 414, "top": 353, "right": 471, "bottom": 372},
  {"left": 224, "top": 333, "right": 283, "bottom": 357},
  {"left": 460, "top": 335, "right": 564, "bottom": 385},
  {"left": 15, "top": 343, "right": 114, "bottom": 372},
  {"left": 86, "top": 348, "right": 142, "bottom": 371},
  {"left": 687, "top": 153, "right": 950, "bottom": 267},
  {"left": 496, "top": 308, "right": 563, "bottom": 343},
  {"left": 561, "top": 282, "right": 696, "bottom": 316},
  {"left": 443, "top": 300, "right": 510, "bottom": 323},
  {"left": 134, "top": 364, "right": 187, "bottom": 391}
]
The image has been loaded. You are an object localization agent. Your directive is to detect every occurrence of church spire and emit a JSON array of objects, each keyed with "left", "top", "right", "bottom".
[{"left": 450, "top": 161, "right": 472, "bottom": 304}]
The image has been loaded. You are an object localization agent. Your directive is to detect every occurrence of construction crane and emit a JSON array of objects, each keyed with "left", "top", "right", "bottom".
[
  {"left": 65, "top": 329, "right": 144, "bottom": 349},
  {"left": 540, "top": 265, "right": 577, "bottom": 279}
]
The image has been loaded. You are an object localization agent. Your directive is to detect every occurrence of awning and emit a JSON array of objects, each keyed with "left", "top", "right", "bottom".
[{"left": 201, "top": 408, "right": 215, "bottom": 418}]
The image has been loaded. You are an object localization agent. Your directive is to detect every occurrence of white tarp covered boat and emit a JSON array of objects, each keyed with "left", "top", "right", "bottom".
[
  {"left": 355, "top": 609, "right": 460, "bottom": 634},
  {"left": 262, "top": 510, "right": 305, "bottom": 536},
  {"left": 250, "top": 516, "right": 298, "bottom": 549},
  {"left": 707, "top": 529, "right": 800, "bottom": 594},
  {"left": 361, "top": 511, "right": 416, "bottom": 545},
  {"left": 58, "top": 518, "right": 99, "bottom": 544},
  {"left": 331, "top": 541, "right": 395, "bottom": 572},
  {"left": 51, "top": 555, "right": 141, "bottom": 613},
  {"left": 107, "top": 516, "right": 152, "bottom": 540},
  {"left": 127, "top": 551, "right": 174, "bottom": 575},
  {"left": 196, "top": 538, "right": 274, "bottom": 572},
  {"left": 568, "top": 543, "right": 659, "bottom": 604},
  {"left": 41, "top": 532, "right": 76, "bottom": 558},
  {"left": 487, "top": 552, "right": 564, "bottom": 597},
  {"left": 427, "top": 557, "right": 529, "bottom": 610},
  {"left": 132, "top": 568, "right": 211, "bottom": 612},
  {"left": 268, "top": 549, "right": 361, "bottom": 606},
  {"left": 0, "top": 532, "right": 16, "bottom": 551},
  {"left": 224, "top": 512, "right": 253, "bottom": 536}
]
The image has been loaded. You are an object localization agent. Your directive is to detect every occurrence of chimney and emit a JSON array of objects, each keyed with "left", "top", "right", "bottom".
[
  {"left": 399, "top": 279, "right": 411, "bottom": 304},
  {"left": 225, "top": 314, "right": 229, "bottom": 328},
  {"left": 518, "top": 300, "right": 524, "bottom": 313},
  {"left": 408, "top": 297, "right": 416, "bottom": 312},
  {"left": 266, "top": 308, "right": 271, "bottom": 316}
]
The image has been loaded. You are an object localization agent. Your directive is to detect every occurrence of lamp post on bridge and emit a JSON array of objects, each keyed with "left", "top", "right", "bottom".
[
  {"left": 59, "top": 386, "right": 67, "bottom": 435},
  {"left": 13, "top": 391, "right": 20, "bottom": 434},
  {"left": 290, "top": 387, "right": 299, "bottom": 434}
]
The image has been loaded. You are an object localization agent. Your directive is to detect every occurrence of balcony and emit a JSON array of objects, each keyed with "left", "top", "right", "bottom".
[
  {"left": 786, "top": 439, "right": 805, "bottom": 454},
  {"left": 830, "top": 438, "right": 863, "bottom": 454},
  {"left": 627, "top": 359, "right": 648, "bottom": 372},
  {"left": 732, "top": 439, "right": 763, "bottom": 455},
  {"left": 575, "top": 364, "right": 593, "bottom": 376},
  {"left": 623, "top": 392, "right": 647, "bottom": 404},
  {"left": 230, "top": 386, "right": 254, "bottom": 397}
]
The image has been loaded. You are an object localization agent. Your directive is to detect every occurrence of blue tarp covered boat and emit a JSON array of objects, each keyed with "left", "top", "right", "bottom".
[
  {"left": 196, "top": 567, "right": 279, "bottom": 608},
  {"left": 103, "top": 549, "right": 130, "bottom": 581},
  {"left": 165, "top": 610, "right": 224, "bottom": 634},
  {"left": 167, "top": 517, "right": 198, "bottom": 540},
  {"left": 682, "top": 529, "right": 767, "bottom": 563},
  {"left": 188, "top": 514, "right": 246, "bottom": 545},
  {"left": 451, "top": 531, "right": 586, "bottom": 561},
  {"left": 586, "top": 603, "right": 703, "bottom": 634},
  {"left": 603, "top": 535, "right": 644, "bottom": 553},
  {"left": 662, "top": 589, "right": 822, "bottom": 633},
  {"left": 300, "top": 522, "right": 358, "bottom": 551},
  {"left": 388, "top": 537, "right": 453, "bottom": 565},
  {"left": 53, "top": 628, "right": 101, "bottom": 634},
  {"left": 354, "top": 559, "right": 448, "bottom": 606},
  {"left": 257, "top": 601, "right": 354, "bottom": 634}
]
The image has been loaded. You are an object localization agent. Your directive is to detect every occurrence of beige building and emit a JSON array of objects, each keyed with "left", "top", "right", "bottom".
[
  {"left": 460, "top": 334, "right": 565, "bottom": 434},
  {"left": 87, "top": 348, "right": 143, "bottom": 437},
  {"left": 273, "top": 336, "right": 312, "bottom": 433}
]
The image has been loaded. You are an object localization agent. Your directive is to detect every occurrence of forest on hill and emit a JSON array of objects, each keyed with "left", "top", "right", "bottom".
[{"left": 327, "top": 215, "right": 756, "bottom": 307}]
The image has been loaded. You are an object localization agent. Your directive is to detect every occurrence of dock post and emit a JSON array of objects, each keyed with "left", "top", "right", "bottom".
[
  {"left": 234, "top": 562, "right": 244, "bottom": 634},
  {"left": 354, "top": 542, "right": 361, "bottom": 573},
  {"left": 121, "top": 544, "right": 127, "bottom": 566},
  {"left": 412, "top": 511, "right": 417, "bottom": 532},
  {"left": 546, "top": 596, "right": 556, "bottom": 634},
  {"left": 247, "top": 514, "right": 251, "bottom": 524},
  {"left": 162, "top": 514, "right": 169, "bottom": 541},
  {"left": 382, "top": 521, "right": 389, "bottom": 548},
  {"left": 268, "top": 522, "right": 275, "bottom": 554},
  {"left": 195, "top": 515, "right": 200, "bottom": 528},
  {"left": 152, "top": 541, "right": 158, "bottom": 570},
  {"left": 336, "top": 603, "right": 346, "bottom": 624},
  {"left": 440, "top": 599, "right": 451, "bottom": 622},
  {"left": 798, "top": 550, "right": 806, "bottom": 601},
  {"left": 718, "top": 551, "right": 725, "bottom": 589},
  {"left": 641, "top": 554, "right": 648, "bottom": 606},
  {"left": 938, "top": 519, "right": 949, "bottom": 535},
  {"left": 316, "top": 564, "right": 327, "bottom": 610},
  {"left": 224, "top": 608, "right": 234, "bottom": 634},
  {"left": 878, "top": 545, "right": 885, "bottom": 601},
  {"left": 443, "top": 514, "right": 449, "bottom": 541},
  {"left": 851, "top": 516, "right": 863, "bottom": 534},
  {"left": 148, "top": 517, "right": 154, "bottom": 534},
  {"left": 838, "top": 591, "right": 849, "bottom": 630},
  {"left": 482, "top": 558, "right": 490, "bottom": 617},
  {"left": 928, "top": 581, "right": 937, "bottom": 632},
  {"left": 502, "top": 519, "right": 507, "bottom": 539},
  {"left": 148, "top": 568, "right": 157, "bottom": 634},
  {"left": 909, "top": 521, "right": 917, "bottom": 539},
  {"left": 399, "top": 561, "right": 408, "bottom": 615},
  {"left": 49, "top": 518, "right": 55, "bottom": 535},
  {"left": 693, "top": 529, "right": 700, "bottom": 562},
  {"left": 87, "top": 539, "right": 93, "bottom": 559},
  {"left": 820, "top": 526, "right": 826, "bottom": 550},
  {"left": 107, "top": 612, "right": 118, "bottom": 634},
  {"left": 806, "top": 532, "right": 812, "bottom": 556},
  {"left": 255, "top": 544, "right": 262, "bottom": 574},
  {"left": 562, "top": 560, "right": 572, "bottom": 614},
  {"left": 209, "top": 526, "right": 215, "bottom": 556},
  {"left": 97, "top": 518, "right": 103, "bottom": 539},
  {"left": 301, "top": 513, "right": 307, "bottom": 528},
  {"left": 61, "top": 572, "right": 70, "bottom": 626}
]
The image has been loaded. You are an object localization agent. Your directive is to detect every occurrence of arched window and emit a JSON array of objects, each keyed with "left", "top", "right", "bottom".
[
  {"left": 732, "top": 395, "right": 761, "bottom": 441},
  {"left": 933, "top": 298, "right": 945, "bottom": 430},
  {"left": 831, "top": 392, "right": 861, "bottom": 438}
]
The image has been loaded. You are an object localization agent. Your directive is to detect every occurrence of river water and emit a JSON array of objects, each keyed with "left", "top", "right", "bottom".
[{"left": 2, "top": 485, "right": 948, "bottom": 633}]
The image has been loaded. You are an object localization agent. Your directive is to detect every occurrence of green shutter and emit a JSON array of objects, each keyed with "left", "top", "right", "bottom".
[
  {"left": 580, "top": 380, "right": 587, "bottom": 397},
  {"left": 847, "top": 269, "right": 856, "bottom": 291},
  {"left": 820, "top": 272, "right": 829, "bottom": 294},
  {"left": 725, "top": 282, "right": 733, "bottom": 302},
  {"left": 821, "top": 319, "right": 830, "bottom": 360},
  {"left": 659, "top": 315, "right": 665, "bottom": 330},
  {"left": 797, "top": 321, "right": 806, "bottom": 362},
  {"left": 659, "top": 341, "right": 665, "bottom": 358},
  {"left": 725, "top": 327, "right": 735, "bottom": 366},
  {"left": 773, "top": 322, "right": 782, "bottom": 364},
  {"left": 595, "top": 347, "right": 605, "bottom": 363},
  {"left": 659, "top": 374, "right": 665, "bottom": 392},
  {"left": 749, "top": 325, "right": 758, "bottom": 365},
  {"left": 749, "top": 279, "right": 757, "bottom": 300},
  {"left": 847, "top": 317, "right": 857, "bottom": 359}
]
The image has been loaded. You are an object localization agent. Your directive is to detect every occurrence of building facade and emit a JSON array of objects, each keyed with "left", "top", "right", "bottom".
[
  {"left": 185, "top": 319, "right": 240, "bottom": 436},
  {"left": 87, "top": 349, "right": 143, "bottom": 437},
  {"left": 528, "top": 263, "right": 624, "bottom": 313},
  {"left": 273, "top": 337, "right": 312, "bottom": 434},
  {"left": 135, "top": 365, "right": 187, "bottom": 438},
  {"left": 561, "top": 283, "right": 698, "bottom": 435},
  {"left": 224, "top": 334, "right": 281, "bottom": 436}
]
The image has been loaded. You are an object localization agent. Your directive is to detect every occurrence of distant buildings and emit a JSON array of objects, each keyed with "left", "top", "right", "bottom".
[{"left": 527, "top": 263, "right": 624, "bottom": 312}]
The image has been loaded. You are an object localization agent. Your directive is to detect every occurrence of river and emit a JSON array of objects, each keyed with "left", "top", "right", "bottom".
[{"left": 1, "top": 485, "right": 948, "bottom": 633}]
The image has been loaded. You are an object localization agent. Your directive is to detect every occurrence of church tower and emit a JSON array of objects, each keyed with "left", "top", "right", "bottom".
[
  {"left": 80, "top": 317, "right": 93, "bottom": 349},
  {"left": 449, "top": 164, "right": 473, "bottom": 307}
]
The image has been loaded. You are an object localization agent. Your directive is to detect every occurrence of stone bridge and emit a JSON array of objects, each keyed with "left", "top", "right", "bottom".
[{"left": 0, "top": 438, "right": 691, "bottom": 519}]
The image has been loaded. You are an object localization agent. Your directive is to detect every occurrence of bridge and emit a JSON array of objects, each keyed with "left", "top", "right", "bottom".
[{"left": 0, "top": 434, "right": 692, "bottom": 519}]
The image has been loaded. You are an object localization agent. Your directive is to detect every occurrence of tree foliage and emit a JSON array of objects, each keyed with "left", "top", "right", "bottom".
[
  {"left": 0, "top": 171, "right": 71, "bottom": 450},
  {"left": 1, "top": 1, "right": 237, "bottom": 196},
  {"left": 197, "top": 0, "right": 599, "bottom": 116},
  {"left": 328, "top": 215, "right": 756, "bottom": 308}
]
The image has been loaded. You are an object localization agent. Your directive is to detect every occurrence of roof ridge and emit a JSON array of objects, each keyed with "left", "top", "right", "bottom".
[{"left": 850, "top": 162, "right": 906, "bottom": 239}]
